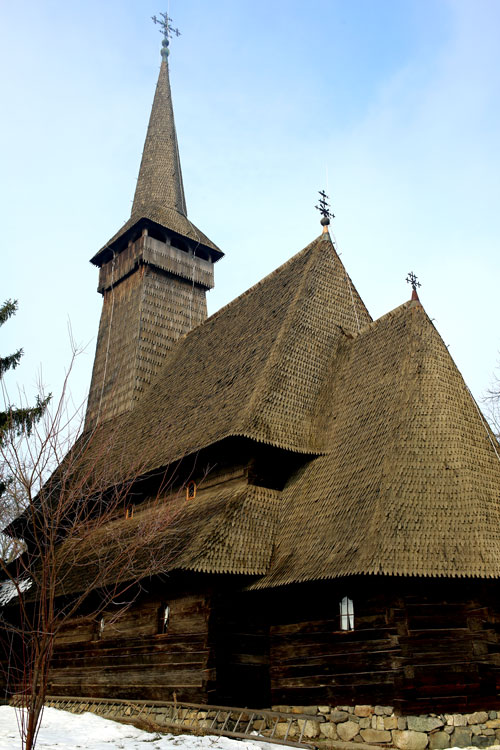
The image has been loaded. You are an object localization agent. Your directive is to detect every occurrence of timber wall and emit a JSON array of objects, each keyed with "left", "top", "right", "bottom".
[
  {"left": 48, "top": 591, "right": 212, "bottom": 702},
  {"left": 268, "top": 582, "right": 398, "bottom": 708},
  {"left": 85, "top": 235, "right": 209, "bottom": 429},
  {"left": 4, "top": 576, "right": 500, "bottom": 712},
  {"left": 265, "top": 579, "right": 500, "bottom": 713}
]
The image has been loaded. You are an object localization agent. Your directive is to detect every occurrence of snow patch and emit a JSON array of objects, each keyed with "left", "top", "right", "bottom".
[
  {"left": 0, "top": 706, "right": 286, "bottom": 750},
  {"left": 0, "top": 577, "right": 32, "bottom": 606}
]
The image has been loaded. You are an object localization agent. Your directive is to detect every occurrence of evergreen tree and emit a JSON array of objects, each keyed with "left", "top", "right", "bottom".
[{"left": 0, "top": 299, "right": 50, "bottom": 498}]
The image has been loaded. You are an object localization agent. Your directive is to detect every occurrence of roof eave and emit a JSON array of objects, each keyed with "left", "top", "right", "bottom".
[{"left": 91, "top": 216, "right": 224, "bottom": 267}]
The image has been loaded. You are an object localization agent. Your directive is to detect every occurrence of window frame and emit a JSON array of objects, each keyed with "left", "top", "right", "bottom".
[
  {"left": 158, "top": 602, "right": 170, "bottom": 634},
  {"left": 339, "top": 596, "right": 354, "bottom": 631}
]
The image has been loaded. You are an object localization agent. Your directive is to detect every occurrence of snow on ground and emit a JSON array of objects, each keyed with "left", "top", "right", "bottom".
[
  {"left": 0, "top": 706, "right": 284, "bottom": 750},
  {"left": 0, "top": 706, "right": 495, "bottom": 750}
]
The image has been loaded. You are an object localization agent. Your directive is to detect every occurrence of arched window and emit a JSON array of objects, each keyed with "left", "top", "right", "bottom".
[
  {"left": 186, "top": 481, "right": 196, "bottom": 500},
  {"left": 340, "top": 596, "right": 354, "bottom": 631}
]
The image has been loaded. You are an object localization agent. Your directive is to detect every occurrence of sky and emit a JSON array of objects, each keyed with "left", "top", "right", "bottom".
[{"left": 2, "top": 0, "right": 500, "bottom": 417}]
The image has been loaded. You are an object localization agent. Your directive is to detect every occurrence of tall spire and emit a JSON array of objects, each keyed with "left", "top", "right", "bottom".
[
  {"left": 86, "top": 13, "right": 223, "bottom": 429},
  {"left": 132, "top": 19, "right": 186, "bottom": 219},
  {"left": 91, "top": 13, "right": 221, "bottom": 265}
]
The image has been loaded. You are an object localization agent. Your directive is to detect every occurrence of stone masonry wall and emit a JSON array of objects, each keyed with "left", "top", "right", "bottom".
[
  {"left": 41, "top": 696, "right": 500, "bottom": 749},
  {"left": 269, "top": 704, "right": 500, "bottom": 749}
]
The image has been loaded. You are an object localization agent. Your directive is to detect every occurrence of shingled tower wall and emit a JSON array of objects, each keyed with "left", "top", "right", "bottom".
[{"left": 85, "top": 56, "right": 221, "bottom": 430}]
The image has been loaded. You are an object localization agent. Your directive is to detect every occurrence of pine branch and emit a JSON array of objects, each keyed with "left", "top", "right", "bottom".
[
  {"left": 0, "top": 349, "right": 23, "bottom": 377},
  {"left": 0, "top": 299, "right": 18, "bottom": 326},
  {"left": 0, "top": 395, "right": 52, "bottom": 445}
]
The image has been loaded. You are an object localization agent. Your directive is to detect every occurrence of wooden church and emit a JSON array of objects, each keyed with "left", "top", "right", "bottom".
[{"left": 6, "top": 17, "right": 500, "bottom": 716}]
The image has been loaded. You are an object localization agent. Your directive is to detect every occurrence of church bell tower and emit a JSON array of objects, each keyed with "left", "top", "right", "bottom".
[{"left": 85, "top": 14, "right": 222, "bottom": 430}]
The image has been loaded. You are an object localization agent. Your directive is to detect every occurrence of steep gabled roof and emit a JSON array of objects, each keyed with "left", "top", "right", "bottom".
[
  {"left": 106, "top": 232, "right": 371, "bottom": 478},
  {"left": 34, "top": 233, "right": 500, "bottom": 591},
  {"left": 254, "top": 300, "right": 500, "bottom": 586}
]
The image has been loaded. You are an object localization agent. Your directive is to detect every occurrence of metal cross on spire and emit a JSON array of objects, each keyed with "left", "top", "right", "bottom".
[
  {"left": 406, "top": 271, "right": 421, "bottom": 292},
  {"left": 315, "top": 189, "right": 335, "bottom": 231},
  {"left": 406, "top": 271, "right": 421, "bottom": 300},
  {"left": 152, "top": 12, "right": 181, "bottom": 60}
]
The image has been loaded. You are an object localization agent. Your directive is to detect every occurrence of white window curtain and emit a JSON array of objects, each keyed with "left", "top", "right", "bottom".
[{"left": 340, "top": 596, "right": 354, "bottom": 630}]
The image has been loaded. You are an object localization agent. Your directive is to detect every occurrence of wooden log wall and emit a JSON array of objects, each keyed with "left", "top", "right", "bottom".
[
  {"left": 4, "top": 576, "right": 500, "bottom": 712},
  {"left": 265, "top": 579, "right": 500, "bottom": 713},
  {"left": 396, "top": 580, "right": 500, "bottom": 713},
  {"left": 47, "top": 588, "right": 212, "bottom": 703},
  {"left": 267, "top": 582, "right": 400, "bottom": 708}
]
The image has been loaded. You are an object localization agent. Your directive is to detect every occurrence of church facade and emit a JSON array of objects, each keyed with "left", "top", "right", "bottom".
[{"left": 11, "top": 20, "right": 500, "bottom": 715}]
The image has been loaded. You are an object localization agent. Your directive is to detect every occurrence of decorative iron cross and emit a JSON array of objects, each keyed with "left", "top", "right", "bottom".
[
  {"left": 406, "top": 271, "right": 421, "bottom": 292},
  {"left": 152, "top": 12, "right": 181, "bottom": 39},
  {"left": 315, "top": 190, "right": 335, "bottom": 226}
]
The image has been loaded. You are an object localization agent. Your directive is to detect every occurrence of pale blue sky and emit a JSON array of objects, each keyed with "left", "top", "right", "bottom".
[{"left": 2, "top": 0, "right": 499, "bottom": 416}]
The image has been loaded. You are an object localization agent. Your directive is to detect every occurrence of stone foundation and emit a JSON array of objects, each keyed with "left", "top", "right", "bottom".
[
  {"left": 270, "top": 704, "right": 500, "bottom": 748},
  {"left": 39, "top": 696, "right": 500, "bottom": 748}
]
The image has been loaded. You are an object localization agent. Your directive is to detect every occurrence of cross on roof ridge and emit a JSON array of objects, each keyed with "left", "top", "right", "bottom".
[
  {"left": 406, "top": 271, "right": 421, "bottom": 301},
  {"left": 406, "top": 271, "right": 421, "bottom": 292},
  {"left": 315, "top": 189, "right": 335, "bottom": 230}
]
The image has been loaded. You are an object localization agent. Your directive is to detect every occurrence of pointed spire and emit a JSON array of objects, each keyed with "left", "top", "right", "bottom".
[
  {"left": 91, "top": 14, "right": 222, "bottom": 266},
  {"left": 132, "top": 56, "right": 187, "bottom": 219}
]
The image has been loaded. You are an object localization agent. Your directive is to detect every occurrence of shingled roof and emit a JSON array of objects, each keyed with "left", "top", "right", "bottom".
[
  {"left": 100, "top": 232, "right": 371, "bottom": 482},
  {"left": 91, "top": 58, "right": 221, "bottom": 265},
  {"left": 253, "top": 299, "right": 500, "bottom": 586},
  {"left": 69, "top": 291, "right": 500, "bottom": 586},
  {"left": 47, "top": 484, "right": 280, "bottom": 598},
  {"left": 36, "top": 234, "right": 500, "bottom": 591}
]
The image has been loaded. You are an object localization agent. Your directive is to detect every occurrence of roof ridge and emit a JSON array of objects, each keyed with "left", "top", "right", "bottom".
[
  {"left": 124, "top": 236, "right": 327, "bottom": 432},
  {"left": 354, "top": 299, "right": 418, "bottom": 338},
  {"left": 175, "top": 234, "right": 326, "bottom": 343},
  {"left": 331, "top": 245, "right": 372, "bottom": 332},
  {"left": 239, "top": 234, "right": 330, "bottom": 430}
]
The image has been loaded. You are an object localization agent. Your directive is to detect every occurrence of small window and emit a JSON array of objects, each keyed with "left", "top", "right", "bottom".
[
  {"left": 97, "top": 616, "right": 105, "bottom": 640},
  {"left": 186, "top": 481, "right": 196, "bottom": 500},
  {"left": 340, "top": 596, "right": 354, "bottom": 631},
  {"left": 159, "top": 603, "right": 170, "bottom": 634}
]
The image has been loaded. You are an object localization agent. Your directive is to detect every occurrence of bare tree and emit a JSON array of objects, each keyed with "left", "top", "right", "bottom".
[
  {"left": 484, "top": 367, "right": 500, "bottom": 440},
  {"left": 0, "top": 360, "right": 198, "bottom": 750},
  {"left": 0, "top": 475, "right": 26, "bottom": 563}
]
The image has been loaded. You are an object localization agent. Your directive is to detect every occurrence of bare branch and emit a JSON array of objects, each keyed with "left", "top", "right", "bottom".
[{"left": 0, "top": 352, "right": 198, "bottom": 750}]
